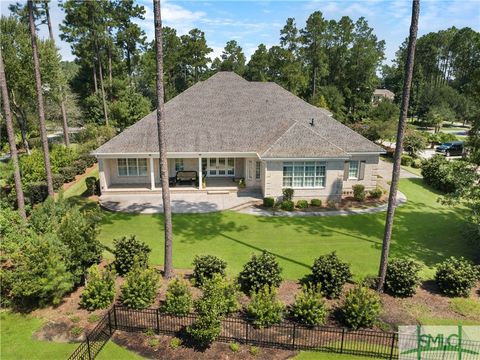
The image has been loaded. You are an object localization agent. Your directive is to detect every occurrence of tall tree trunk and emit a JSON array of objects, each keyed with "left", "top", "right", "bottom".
[
  {"left": 0, "top": 48, "right": 26, "bottom": 219},
  {"left": 153, "top": 0, "right": 174, "bottom": 279},
  {"left": 377, "top": 0, "right": 420, "bottom": 292},
  {"left": 95, "top": 39, "right": 109, "bottom": 126},
  {"left": 44, "top": 0, "right": 70, "bottom": 147},
  {"left": 28, "top": 0, "right": 54, "bottom": 196},
  {"left": 11, "top": 95, "right": 31, "bottom": 154},
  {"left": 93, "top": 62, "right": 98, "bottom": 93},
  {"left": 108, "top": 48, "right": 113, "bottom": 87}
]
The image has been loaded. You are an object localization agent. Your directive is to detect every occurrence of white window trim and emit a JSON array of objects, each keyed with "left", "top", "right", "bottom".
[
  {"left": 282, "top": 161, "right": 326, "bottom": 189},
  {"left": 255, "top": 161, "right": 261, "bottom": 180},
  {"left": 117, "top": 158, "right": 148, "bottom": 177},
  {"left": 348, "top": 160, "right": 360, "bottom": 180}
]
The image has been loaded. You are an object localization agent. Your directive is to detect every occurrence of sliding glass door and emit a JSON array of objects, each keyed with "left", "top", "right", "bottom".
[{"left": 207, "top": 157, "right": 235, "bottom": 177}]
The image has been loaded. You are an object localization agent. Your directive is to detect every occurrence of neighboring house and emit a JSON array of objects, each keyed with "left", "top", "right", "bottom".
[
  {"left": 372, "top": 89, "right": 395, "bottom": 104},
  {"left": 93, "top": 72, "right": 384, "bottom": 201}
]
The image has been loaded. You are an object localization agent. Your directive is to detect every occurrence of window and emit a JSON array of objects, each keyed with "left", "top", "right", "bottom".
[
  {"left": 247, "top": 160, "right": 253, "bottom": 180},
  {"left": 283, "top": 161, "right": 326, "bottom": 188},
  {"left": 117, "top": 158, "right": 147, "bottom": 176},
  {"left": 255, "top": 161, "right": 261, "bottom": 180},
  {"left": 175, "top": 159, "right": 184, "bottom": 171},
  {"left": 348, "top": 161, "right": 359, "bottom": 179}
]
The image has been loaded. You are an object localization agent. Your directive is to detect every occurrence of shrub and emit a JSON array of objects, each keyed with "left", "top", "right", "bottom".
[
  {"left": 352, "top": 184, "right": 366, "bottom": 201},
  {"left": 327, "top": 200, "right": 337, "bottom": 208},
  {"left": 80, "top": 265, "right": 116, "bottom": 310},
  {"left": 85, "top": 177, "right": 97, "bottom": 196},
  {"left": 342, "top": 286, "right": 381, "bottom": 329},
  {"left": 73, "top": 159, "right": 87, "bottom": 175},
  {"left": 311, "top": 252, "right": 351, "bottom": 299},
  {"left": 249, "top": 346, "right": 260, "bottom": 356},
  {"left": 290, "top": 285, "right": 327, "bottom": 326},
  {"left": 161, "top": 278, "right": 193, "bottom": 316},
  {"left": 411, "top": 158, "right": 422, "bottom": 168},
  {"left": 400, "top": 155, "right": 413, "bottom": 166},
  {"left": 296, "top": 200, "right": 308, "bottom": 209},
  {"left": 187, "top": 316, "right": 221, "bottom": 347},
  {"left": 263, "top": 197, "right": 275, "bottom": 208},
  {"left": 192, "top": 255, "right": 227, "bottom": 286},
  {"left": 113, "top": 235, "right": 151, "bottom": 276},
  {"left": 121, "top": 260, "right": 160, "bottom": 309},
  {"left": 421, "top": 155, "right": 475, "bottom": 194},
  {"left": 60, "top": 166, "right": 77, "bottom": 183},
  {"left": 71, "top": 326, "right": 83, "bottom": 337},
  {"left": 196, "top": 275, "right": 240, "bottom": 317},
  {"left": 385, "top": 258, "right": 421, "bottom": 297},
  {"left": 247, "top": 286, "right": 284, "bottom": 328},
  {"left": 229, "top": 342, "right": 240, "bottom": 352},
  {"left": 238, "top": 250, "right": 282, "bottom": 293},
  {"left": 280, "top": 200, "right": 294, "bottom": 211},
  {"left": 368, "top": 187, "right": 383, "bottom": 199},
  {"left": 282, "top": 188, "right": 294, "bottom": 201},
  {"left": 435, "top": 257, "right": 479, "bottom": 297},
  {"left": 170, "top": 337, "right": 182, "bottom": 349},
  {"left": 79, "top": 154, "right": 97, "bottom": 168},
  {"left": 26, "top": 182, "right": 49, "bottom": 204},
  {"left": 310, "top": 199, "right": 322, "bottom": 207},
  {"left": 52, "top": 174, "right": 65, "bottom": 191}
]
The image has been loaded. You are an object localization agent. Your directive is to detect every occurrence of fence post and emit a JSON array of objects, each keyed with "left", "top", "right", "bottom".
[
  {"left": 113, "top": 305, "right": 118, "bottom": 330},
  {"left": 108, "top": 310, "right": 112, "bottom": 335},
  {"left": 292, "top": 323, "right": 296, "bottom": 351},
  {"left": 389, "top": 332, "right": 397, "bottom": 360},
  {"left": 156, "top": 308, "right": 160, "bottom": 335},
  {"left": 340, "top": 328, "right": 345, "bottom": 354},
  {"left": 86, "top": 335, "right": 92, "bottom": 360},
  {"left": 245, "top": 320, "right": 249, "bottom": 345}
]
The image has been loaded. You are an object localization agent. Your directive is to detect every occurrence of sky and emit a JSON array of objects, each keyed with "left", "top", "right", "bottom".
[{"left": 1, "top": 0, "right": 479, "bottom": 65}]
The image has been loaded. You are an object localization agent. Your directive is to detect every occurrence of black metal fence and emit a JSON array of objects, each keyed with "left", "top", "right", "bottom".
[{"left": 68, "top": 306, "right": 480, "bottom": 360}]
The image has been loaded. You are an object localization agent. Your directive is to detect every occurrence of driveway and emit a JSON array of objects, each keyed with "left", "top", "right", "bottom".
[
  {"left": 377, "top": 159, "right": 421, "bottom": 182},
  {"left": 100, "top": 191, "right": 262, "bottom": 214}
]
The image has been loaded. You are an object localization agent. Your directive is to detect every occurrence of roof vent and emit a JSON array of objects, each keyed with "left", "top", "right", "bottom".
[{"left": 310, "top": 118, "right": 315, "bottom": 127}]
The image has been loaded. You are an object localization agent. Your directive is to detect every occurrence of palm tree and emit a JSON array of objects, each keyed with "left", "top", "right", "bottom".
[
  {"left": 377, "top": 0, "right": 420, "bottom": 292},
  {"left": 153, "top": 0, "right": 174, "bottom": 279},
  {"left": 43, "top": 0, "right": 70, "bottom": 147},
  {"left": 28, "top": 0, "right": 54, "bottom": 196},
  {"left": 0, "top": 48, "right": 26, "bottom": 219}
]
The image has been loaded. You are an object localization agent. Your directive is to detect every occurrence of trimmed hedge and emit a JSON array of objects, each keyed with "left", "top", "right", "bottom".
[
  {"left": 311, "top": 252, "right": 351, "bottom": 299},
  {"left": 435, "top": 257, "right": 479, "bottom": 297},
  {"left": 296, "top": 200, "right": 308, "bottom": 209},
  {"left": 113, "top": 235, "right": 151, "bottom": 276},
  {"left": 26, "top": 182, "right": 49, "bottom": 204},
  {"left": 310, "top": 199, "right": 322, "bottom": 207},
  {"left": 263, "top": 197, "right": 275, "bottom": 208},
  {"left": 352, "top": 184, "right": 366, "bottom": 202},
  {"left": 385, "top": 258, "right": 421, "bottom": 297},
  {"left": 280, "top": 200, "right": 294, "bottom": 211},
  {"left": 238, "top": 250, "right": 282, "bottom": 293}
]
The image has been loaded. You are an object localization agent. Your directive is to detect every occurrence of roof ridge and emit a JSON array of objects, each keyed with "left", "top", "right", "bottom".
[{"left": 260, "top": 120, "right": 297, "bottom": 157}]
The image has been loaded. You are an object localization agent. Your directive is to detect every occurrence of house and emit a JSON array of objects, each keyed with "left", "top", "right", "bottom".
[
  {"left": 372, "top": 89, "right": 395, "bottom": 104},
  {"left": 93, "top": 72, "right": 384, "bottom": 201}
]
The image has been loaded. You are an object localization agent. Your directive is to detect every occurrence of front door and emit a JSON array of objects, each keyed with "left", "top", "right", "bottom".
[{"left": 207, "top": 157, "right": 235, "bottom": 176}]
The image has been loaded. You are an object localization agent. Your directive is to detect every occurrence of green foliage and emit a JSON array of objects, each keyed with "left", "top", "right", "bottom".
[
  {"left": 368, "top": 188, "right": 383, "bottom": 199},
  {"left": 238, "top": 251, "right": 282, "bottom": 293},
  {"left": 280, "top": 200, "right": 294, "bottom": 211},
  {"left": 435, "top": 257, "right": 479, "bottom": 297},
  {"left": 385, "top": 259, "right": 421, "bottom": 297},
  {"left": 170, "top": 337, "right": 182, "bottom": 349},
  {"left": 85, "top": 177, "right": 97, "bottom": 196},
  {"left": 50, "top": 146, "right": 79, "bottom": 172},
  {"left": 296, "top": 200, "right": 309, "bottom": 209},
  {"left": 80, "top": 265, "right": 116, "bottom": 310},
  {"left": 121, "top": 260, "right": 160, "bottom": 309},
  {"left": 19, "top": 151, "right": 46, "bottom": 184},
  {"left": 71, "top": 326, "right": 83, "bottom": 337},
  {"left": 282, "top": 188, "right": 294, "bottom": 201},
  {"left": 401, "top": 155, "right": 413, "bottom": 166},
  {"left": 52, "top": 174, "right": 65, "bottom": 191},
  {"left": 109, "top": 85, "right": 151, "bottom": 130},
  {"left": 290, "top": 285, "right": 327, "bottom": 326},
  {"left": 113, "top": 235, "right": 151, "bottom": 276},
  {"left": 192, "top": 255, "right": 227, "bottom": 286},
  {"left": 60, "top": 166, "right": 77, "bottom": 183},
  {"left": 246, "top": 286, "right": 284, "bottom": 328},
  {"left": 421, "top": 156, "right": 476, "bottom": 193},
  {"left": 311, "top": 252, "right": 351, "bottom": 299},
  {"left": 229, "top": 342, "right": 241, "bottom": 353},
  {"left": 161, "top": 278, "right": 193, "bottom": 316},
  {"left": 310, "top": 199, "right": 322, "bottom": 207},
  {"left": 249, "top": 346, "right": 260, "bottom": 356},
  {"left": 352, "top": 184, "right": 366, "bottom": 202},
  {"left": 195, "top": 275, "right": 240, "bottom": 317},
  {"left": 186, "top": 315, "right": 221, "bottom": 347},
  {"left": 403, "top": 129, "right": 427, "bottom": 157},
  {"left": 342, "top": 286, "right": 381, "bottom": 329},
  {"left": 25, "top": 182, "right": 49, "bottom": 205},
  {"left": 263, "top": 197, "right": 275, "bottom": 208}
]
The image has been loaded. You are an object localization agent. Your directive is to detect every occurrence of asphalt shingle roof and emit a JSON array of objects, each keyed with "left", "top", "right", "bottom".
[{"left": 94, "top": 72, "right": 384, "bottom": 157}]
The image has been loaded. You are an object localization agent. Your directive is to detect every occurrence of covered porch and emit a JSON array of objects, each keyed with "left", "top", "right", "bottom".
[{"left": 98, "top": 154, "right": 263, "bottom": 195}]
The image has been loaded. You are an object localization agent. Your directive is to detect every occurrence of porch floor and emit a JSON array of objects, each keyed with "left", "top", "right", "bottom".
[
  {"left": 100, "top": 190, "right": 262, "bottom": 214},
  {"left": 106, "top": 177, "right": 239, "bottom": 192}
]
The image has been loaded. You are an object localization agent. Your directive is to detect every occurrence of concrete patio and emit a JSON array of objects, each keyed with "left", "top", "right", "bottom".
[{"left": 100, "top": 190, "right": 262, "bottom": 214}]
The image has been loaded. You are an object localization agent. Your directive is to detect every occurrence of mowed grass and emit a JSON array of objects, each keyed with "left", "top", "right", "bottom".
[
  {"left": 63, "top": 166, "right": 99, "bottom": 198},
  {"left": 0, "top": 312, "right": 141, "bottom": 360},
  {"left": 98, "top": 178, "right": 469, "bottom": 280}
]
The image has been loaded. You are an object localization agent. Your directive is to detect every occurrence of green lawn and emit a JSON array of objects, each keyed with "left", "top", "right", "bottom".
[
  {"left": 99, "top": 178, "right": 469, "bottom": 280},
  {"left": 0, "top": 312, "right": 141, "bottom": 360},
  {"left": 63, "top": 167, "right": 99, "bottom": 198}
]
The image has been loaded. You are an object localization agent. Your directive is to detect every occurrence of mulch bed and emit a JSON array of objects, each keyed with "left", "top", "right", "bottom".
[{"left": 112, "top": 331, "right": 297, "bottom": 360}]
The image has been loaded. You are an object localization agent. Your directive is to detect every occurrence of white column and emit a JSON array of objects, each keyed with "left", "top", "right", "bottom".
[
  {"left": 198, "top": 156, "right": 202, "bottom": 189},
  {"left": 150, "top": 157, "right": 155, "bottom": 190},
  {"left": 98, "top": 158, "right": 108, "bottom": 191}
]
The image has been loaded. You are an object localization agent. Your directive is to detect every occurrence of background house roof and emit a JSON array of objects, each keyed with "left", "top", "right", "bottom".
[{"left": 94, "top": 72, "right": 384, "bottom": 157}]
